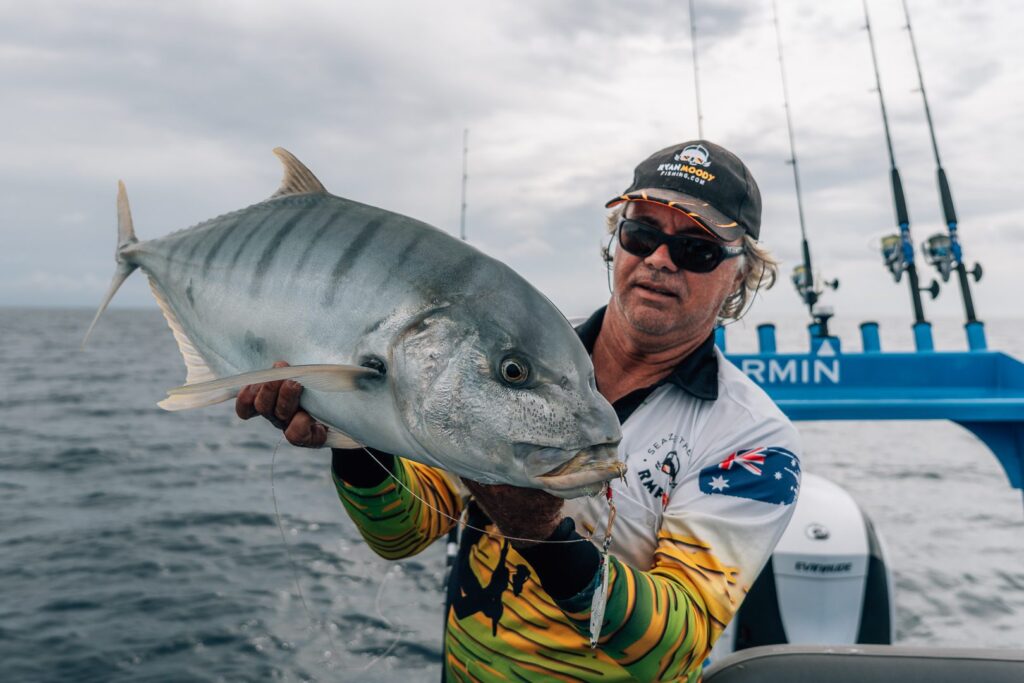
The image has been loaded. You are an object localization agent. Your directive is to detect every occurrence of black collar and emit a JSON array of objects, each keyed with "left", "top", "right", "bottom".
[{"left": 575, "top": 306, "right": 719, "bottom": 402}]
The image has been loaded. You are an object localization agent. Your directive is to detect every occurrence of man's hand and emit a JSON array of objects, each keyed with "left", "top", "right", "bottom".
[
  {"left": 461, "top": 479, "right": 564, "bottom": 549},
  {"left": 235, "top": 361, "right": 327, "bottom": 448}
]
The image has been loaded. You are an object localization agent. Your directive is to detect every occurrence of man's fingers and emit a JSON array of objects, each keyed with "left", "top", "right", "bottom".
[
  {"left": 460, "top": 477, "right": 564, "bottom": 544},
  {"left": 232, "top": 360, "right": 326, "bottom": 451},
  {"left": 275, "top": 380, "right": 302, "bottom": 422},
  {"left": 253, "top": 380, "right": 285, "bottom": 422},
  {"left": 253, "top": 362, "right": 291, "bottom": 422},
  {"left": 284, "top": 412, "right": 327, "bottom": 448},
  {"left": 236, "top": 384, "right": 258, "bottom": 420}
]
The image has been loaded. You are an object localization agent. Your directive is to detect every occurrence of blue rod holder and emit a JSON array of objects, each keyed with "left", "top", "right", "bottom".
[
  {"left": 913, "top": 321, "right": 934, "bottom": 351},
  {"left": 807, "top": 322, "right": 821, "bottom": 351},
  {"left": 757, "top": 324, "right": 777, "bottom": 354},
  {"left": 807, "top": 322, "right": 841, "bottom": 355},
  {"left": 966, "top": 321, "right": 987, "bottom": 351},
  {"left": 810, "top": 335, "right": 841, "bottom": 355},
  {"left": 860, "top": 321, "right": 881, "bottom": 352}
]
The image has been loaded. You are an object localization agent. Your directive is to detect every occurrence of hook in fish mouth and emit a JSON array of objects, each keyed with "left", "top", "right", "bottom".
[{"left": 520, "top": 442, "right": 625, "bottom": 496}]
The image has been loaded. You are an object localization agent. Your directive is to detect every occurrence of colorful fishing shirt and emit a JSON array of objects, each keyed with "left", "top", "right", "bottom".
[{"left": 334, "top": 308, "right": 802, "bottom": 681}]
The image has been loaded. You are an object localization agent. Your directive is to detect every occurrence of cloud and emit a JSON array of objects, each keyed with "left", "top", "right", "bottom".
[{"left": 0, "top": 0, "right": 1020, "bottom": 332}]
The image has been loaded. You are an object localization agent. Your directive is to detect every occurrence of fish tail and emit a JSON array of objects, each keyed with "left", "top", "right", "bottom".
[{"left": 81, "top": 180, "right": 140, "bottom": 348}]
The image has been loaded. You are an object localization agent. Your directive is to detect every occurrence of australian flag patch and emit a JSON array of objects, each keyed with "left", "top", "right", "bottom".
[{"left": 698, "top": 446, "right": 800, "bottom": 505}]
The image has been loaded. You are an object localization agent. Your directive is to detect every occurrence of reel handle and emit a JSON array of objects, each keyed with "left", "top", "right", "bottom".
[{"left": 920, "top": 280, "right": 940, "bottom": 300}]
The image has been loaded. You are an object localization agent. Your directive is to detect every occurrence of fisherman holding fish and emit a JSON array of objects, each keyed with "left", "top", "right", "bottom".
[{"left": 236, "top": 140, "right": 802, "bottom": 681}]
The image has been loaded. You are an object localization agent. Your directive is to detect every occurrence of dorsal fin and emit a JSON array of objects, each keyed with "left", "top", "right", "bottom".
[{"left": 270, "top": 147, "right": 328, "bottom": 198}]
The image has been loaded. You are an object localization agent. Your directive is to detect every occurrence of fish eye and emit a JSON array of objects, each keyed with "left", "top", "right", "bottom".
[{"left": 499, "top": 356, "right": 530, "bottom": 386}]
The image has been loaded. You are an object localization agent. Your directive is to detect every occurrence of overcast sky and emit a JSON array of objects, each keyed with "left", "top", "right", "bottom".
[{"left": 3, "top": 0, "right": 1021, "bottom": 345}]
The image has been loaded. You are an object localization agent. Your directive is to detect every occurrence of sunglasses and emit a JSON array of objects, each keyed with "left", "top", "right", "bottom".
[{"left": 616, "top": 218, "right": 744, "bottom": 273}]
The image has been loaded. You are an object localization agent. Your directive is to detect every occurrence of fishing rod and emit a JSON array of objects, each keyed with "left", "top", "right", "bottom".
[
  {"left": 862, "top": 0, "right": 938, "bottom": 350},
  {"left": 901, "top": 0, "right": 986, "bottom": 350},
  {"left": 771, "top": 0, "right": 838, "bottom": 334},
  {"left": 443, "top": 128, "right": 470, "bottom": 602},
  {"left": 459, "top": 128, "right": 469, "bottom": 242},
  {"left": 688, "top": 0, "right": 704, "bottom": 138}
]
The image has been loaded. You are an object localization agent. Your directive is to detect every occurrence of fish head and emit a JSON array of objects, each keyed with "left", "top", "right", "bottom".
[{"left": 390, "top": 294, "right": 623, "bottom": 499}]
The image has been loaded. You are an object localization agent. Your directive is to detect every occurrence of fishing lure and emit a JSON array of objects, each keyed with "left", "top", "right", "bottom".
[{"left": 589, "top": 484, "right": 617, "bottom": 649}]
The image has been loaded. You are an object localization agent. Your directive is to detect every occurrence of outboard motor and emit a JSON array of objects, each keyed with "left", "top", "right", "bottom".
[{"left": 710, "top": 472, "right": 894, "bottom": 659}]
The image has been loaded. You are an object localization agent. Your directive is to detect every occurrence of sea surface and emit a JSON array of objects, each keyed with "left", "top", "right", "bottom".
[{"left": 2, "top": 308, "right": 1022, "bottom": 682}]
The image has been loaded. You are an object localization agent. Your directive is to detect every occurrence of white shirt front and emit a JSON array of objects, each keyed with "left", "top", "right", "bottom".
[{"left": 565, "top": 347, "right": 803, "bottom": 592}]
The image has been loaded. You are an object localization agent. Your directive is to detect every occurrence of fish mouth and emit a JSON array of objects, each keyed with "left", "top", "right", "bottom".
[{"left": 521, "top": 442, "right": 626, "bottom": 499}]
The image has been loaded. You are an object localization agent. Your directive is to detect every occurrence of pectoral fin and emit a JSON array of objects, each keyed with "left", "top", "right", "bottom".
[
  {"left": 324, "top": 429, "right": 362, "bottom": 449},
  {"left": 165, "top": 364, "right": 378, "bottom": 405},
  {"left": 158, "top": 389, "right": 237, "bottom": 412}
]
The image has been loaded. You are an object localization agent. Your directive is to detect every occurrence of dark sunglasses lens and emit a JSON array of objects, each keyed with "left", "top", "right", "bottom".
[
  {"left": 618, "top": 221, "right": 661, "bottom": 257},
  {"left": 672, "top": 240, "right": 723, "bottom": 273},
  {"left": 618, "top": 219, "right": 727, "bottom": 272}
]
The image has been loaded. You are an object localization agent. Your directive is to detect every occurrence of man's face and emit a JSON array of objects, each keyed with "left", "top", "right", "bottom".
[{"left": 610, "top": 200, "right": 744, "bottom": 340}]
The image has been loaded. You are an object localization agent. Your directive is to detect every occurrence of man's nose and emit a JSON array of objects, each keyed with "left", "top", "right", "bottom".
[{"left": 644, "top": 243, "right": 678, "bottom": 272}]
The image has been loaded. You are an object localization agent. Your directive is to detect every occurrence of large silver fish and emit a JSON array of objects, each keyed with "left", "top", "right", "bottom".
[{"left": 85, "top": 148, "right": 623, "bottom": 497}]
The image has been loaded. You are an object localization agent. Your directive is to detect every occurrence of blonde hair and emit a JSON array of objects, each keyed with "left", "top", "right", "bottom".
[{"left": 603, "top": 206, "right": 778, "bottom": 321}]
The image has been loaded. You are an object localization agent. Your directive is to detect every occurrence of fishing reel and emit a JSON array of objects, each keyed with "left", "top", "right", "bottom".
[
  {"left": 791, "top": 265, "right": 838, "bottom": 308},
  {"left": 880, "top": 234, "right": 906, "bottom": 282},
  {"left": 881, "top": 233, "right": 939, "bottom": 298},
  {"left": 921, "top": 232, "right": 983, "bottom": 283},
  {"left": 921, "top": 233, "right": 954, "bottom": 281}
]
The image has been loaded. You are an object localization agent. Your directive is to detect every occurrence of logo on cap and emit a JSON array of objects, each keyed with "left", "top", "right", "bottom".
[{"left": 675, "top": 144, "right": 711, "bottom": 167}]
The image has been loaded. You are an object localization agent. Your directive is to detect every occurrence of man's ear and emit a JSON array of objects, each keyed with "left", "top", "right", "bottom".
[
  {"left": 733, "top": 259, "right": 749, "bottom": 285},
  {"left": 601, "top": 232, "right": 615, "bottom": 265}
]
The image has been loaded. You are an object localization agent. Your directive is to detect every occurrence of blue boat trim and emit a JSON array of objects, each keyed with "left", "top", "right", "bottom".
[{"left": 724, "top": 347, "right": 1024, "bottom": 489}]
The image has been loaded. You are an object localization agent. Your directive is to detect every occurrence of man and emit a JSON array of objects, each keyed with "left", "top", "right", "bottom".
[{"left": 237, "top": 140, "right": 802, "bottom": 681}]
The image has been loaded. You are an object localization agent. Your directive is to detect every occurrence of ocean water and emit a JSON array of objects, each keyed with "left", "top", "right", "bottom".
[{"left": 1, "top": 308, "right": 1022, "bottom": 681}]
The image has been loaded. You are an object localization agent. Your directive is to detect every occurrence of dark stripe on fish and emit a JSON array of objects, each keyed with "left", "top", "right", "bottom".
[
  {"left": 165, "top": 215, "right": 223, "bottom": 264},
  {"left": 201, "top": 213, "right": 249, "bottom": 277},
  {"left": 443, "top": 252, "right": 481, "bottom": 290},
  {"left": 321, "top": 216, "right": 386, "bottom": 307},
  {"left": 184, "top": 215, "right": 235, "bottom": 268},
  {"left": 291, "top": 203, "right": 350, "bottom": 279},
  {"left": 393, "top": 231, "right": 427, "bottom": 272},
  {"left": 250, "top": 205, "right": 313, "bottom": 294},
  {"left": 226, "top": 205, "right": 288, "bottom": 275},
  {"left": 162, "top": 231, "right": 193, "bottom": 269},
  {"left": 415, "top": 251, "right": 484, "bottom": 308}
]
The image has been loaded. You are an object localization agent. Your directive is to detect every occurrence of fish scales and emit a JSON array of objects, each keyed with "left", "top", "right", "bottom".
[
  {"left": 85, "top": 148, "right": 623, "bottom": 496},
  {"left": 290, "top": 203, "right": 354, "bottom": 280},
  {"left": 132, "top": 194, "right": 500, "bottom": 449}
]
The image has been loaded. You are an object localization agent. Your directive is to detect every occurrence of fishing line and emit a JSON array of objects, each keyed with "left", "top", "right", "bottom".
[
  {"left": 355, "top": 564, "right": 406, "bottom": 672},
  {"left": 270, "top": 441, "right": 407, "bottom": 676},
  {"left": 271, "top": 437, "right": 340, "bottom": 668},
  {"left": 357, "top": 446, "right": 620, "bottom": 649}
]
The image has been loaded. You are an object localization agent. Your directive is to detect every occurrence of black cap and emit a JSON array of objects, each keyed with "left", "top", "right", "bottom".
[{"left": 605, "top": 140, "right": 762, "bottom": 241}]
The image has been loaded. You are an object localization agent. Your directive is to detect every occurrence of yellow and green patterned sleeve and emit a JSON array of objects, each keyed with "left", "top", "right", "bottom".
[
  {"left": 546, "top": 473, "right": 795, "bottom": 679},
  {"left": 445, "top": 520, "right": 735, "bottom": 682},
  {"left": 552, "top": 533, "right": 727, "bottom": 682},
  {"left": 333, "top": 457, "right": 462, "bottom": 560}
]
